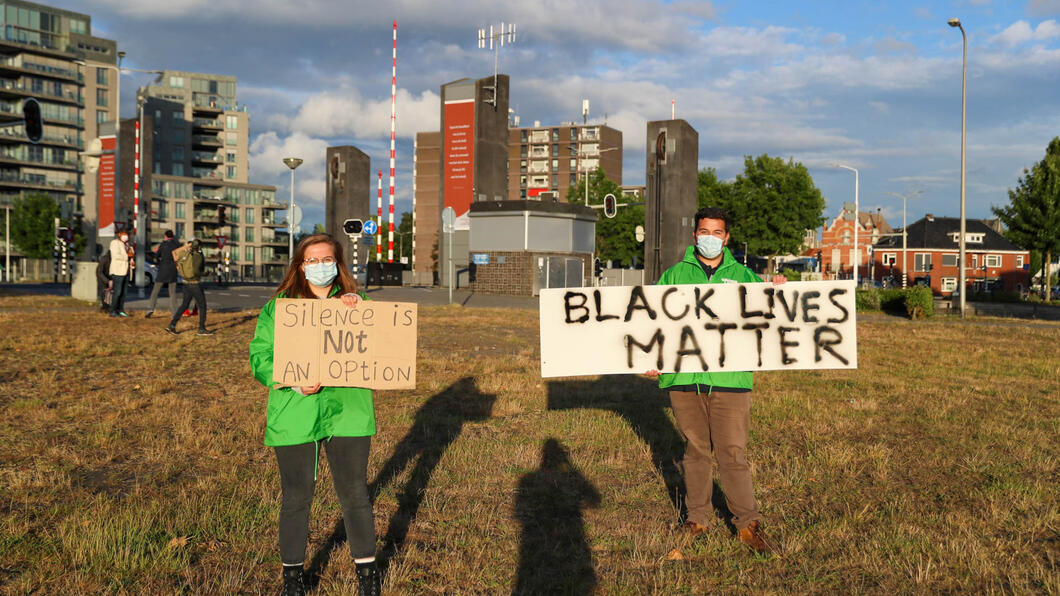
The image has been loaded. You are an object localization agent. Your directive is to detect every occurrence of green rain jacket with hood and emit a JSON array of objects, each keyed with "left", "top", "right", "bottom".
[
  {"left": 656, "top": 245, "right": 762, "bottom": 393},
  {"left": 249, "top": 287, "right": 375, "bottom": 446}
]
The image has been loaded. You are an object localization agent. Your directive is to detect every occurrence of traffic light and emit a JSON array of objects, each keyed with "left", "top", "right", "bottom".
[
  {"left": 603, "top": 193, "right": 617, "bottom": 219},
  {"left": 22, "top": 98, "right": 42, "bottom": 144},
  {"left": 594, "top": 257, "right": 603, "bottom": 278},
  {"left": 343, "top": 219, "right": 363, "bottom": 236}
]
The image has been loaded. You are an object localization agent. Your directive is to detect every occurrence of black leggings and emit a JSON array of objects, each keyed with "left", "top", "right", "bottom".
[
  {"left": 274, "top": 436, "right": 376, "bottom": 564},
  {"left": 169, "top": 283, "right": 206, "bottom": 329}
]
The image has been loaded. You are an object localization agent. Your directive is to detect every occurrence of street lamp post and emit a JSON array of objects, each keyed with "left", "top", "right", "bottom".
[
  {"left": 581, "top": 147, "right": 620, "bottom": 206},
  {"left": 282, "top": 157, "right": 302, "bottom": 260},
  {"left": 834, "top": 163, "right": 859, "bottom": 286},
  {"left": 949, "top": 17, "right": 968, "bottom": 317},
  {"left": 886, "top": 190, "right": 923, "bottom": 288}
]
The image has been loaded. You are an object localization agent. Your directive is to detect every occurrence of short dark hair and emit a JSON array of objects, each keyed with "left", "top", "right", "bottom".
[
  {"left": 164, "top": 230, "right": 175, "bottom": 239},
  {"left": 694, "top": 207, "right": 730, "bottom": 233}
]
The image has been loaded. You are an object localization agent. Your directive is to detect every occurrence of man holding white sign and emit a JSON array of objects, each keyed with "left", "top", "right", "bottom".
[{"left": 651, "top": 206, "right": 786, "bottom": 554}]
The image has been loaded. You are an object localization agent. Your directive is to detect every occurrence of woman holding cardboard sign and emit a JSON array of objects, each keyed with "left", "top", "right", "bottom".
[{"left": 249, "top": 234, "right": 380, "bottom": 596}]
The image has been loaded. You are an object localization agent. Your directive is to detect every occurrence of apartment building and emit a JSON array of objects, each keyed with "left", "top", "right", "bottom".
[
  {"left": 0, "top": 0, "right": 116, "bottom": 229},
  {"left": 136, "top": 70, "right": 282, "bottom": 281},
  {"left": 507, "top": 123, "right": 622, "bottom": 202}
]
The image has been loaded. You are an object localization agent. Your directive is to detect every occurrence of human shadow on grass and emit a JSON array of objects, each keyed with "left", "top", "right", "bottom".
[
  {"left": 514, "top": 438, "right": 601, "bottom": 596},
  {"left": 305, "top": 376, "right": 496, "bottom": 586},
  {"left": 547, "top": 377, "right": 735, "bottom": 531}
]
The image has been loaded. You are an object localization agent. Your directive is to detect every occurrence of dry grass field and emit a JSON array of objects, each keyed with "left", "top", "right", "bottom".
[{"left": 1, "top": 290, "right": 1058, "bottom": 595}]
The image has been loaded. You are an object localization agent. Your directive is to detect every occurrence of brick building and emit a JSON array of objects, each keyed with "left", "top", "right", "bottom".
[
  {"left": 507, "top": 122, "right": 622, "bottom": 201},
  {"left": 813, "top": 203, "right": 892, "bottom": 279},
  {"left": 872, "top": 215, "right": 1030, "bottom": 295}
]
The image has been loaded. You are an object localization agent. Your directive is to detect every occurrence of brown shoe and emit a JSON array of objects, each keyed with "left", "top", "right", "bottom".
[
  {"left": 737, "top": 520, "right": 776, "bottom": 554},
  {"left": 679, "top": 520, "right": 709, "bottom": 537}
]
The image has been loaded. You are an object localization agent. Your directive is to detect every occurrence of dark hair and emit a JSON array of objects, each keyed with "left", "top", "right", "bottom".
[
  {"left": 273, "top": 234, "right": 358, "bottom": 299},
  {"left": 694, "top": 207, "right": 730, "bottom": 233},
  {"left": 164, "top": 230, "right": 175, "bottom": 239}
]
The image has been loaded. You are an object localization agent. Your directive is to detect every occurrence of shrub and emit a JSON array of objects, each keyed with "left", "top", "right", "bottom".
[
  {"left": 780, "top": 268, "right": 802, "bottom": 282},
  {"left": 856, "top": 289, "right": 880, "bottom": 311},
  {"left": 903, "top": 286, "right": 934, "bottom": 319}
]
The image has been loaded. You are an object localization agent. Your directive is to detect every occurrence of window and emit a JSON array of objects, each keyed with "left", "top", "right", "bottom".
[
  {"left": 520, "top": 130, "right": 527, "bottom": 142},
  {"left": 175, "top": 202, "right": 185, "bottom": 219},
  {"left": 173, "top": 163, "right": 184, "bottom": 176},
  {"left": 96, "top": 110, "right": 108, "bottom": 124},
  {"left": 552, "top": 174, "right": 558, "bottom": 187},
  {"left": 226, "top": 166, "right": 237, "bottom": 179},
  {"left": 570, "top": 158, "right": 577, "bottom": 170},
  {"left": 570, "top": 128, "right": 578, "bottom": 141},
  {"left": 96, "top": 68, "right": 108, "bottom": 85},
  {"left": 519, "top": 159, "right": 526, "bottom": 173},
  {"left": 154, "top": 109, "right": 162, "bottom": 121},
  {"left": 1017, "top": 255, "right": 1025, "bottom": 269},
  {"left": 985, "top": 254, "right": 1002, "bottom": 268},
  {"left": 520, "top": 189, "right": 527, "bottom": 199},
  {"left": 941, "top": 278, "right": 957, "bottom": 292},
  {"left": 176, "top": 222, "right": 185, "bottom": 239},
  {"left": 245, "top": 208, "right": 254, "bottom": 223},
  {"left": 226, "top": 132, "right": 237, "bottom": 146},
  {"left": 227, "top": 152, "right": 237, "bottom": 163},
  {"left": 552, "top": 159, "right": 558, "bottom": 172},
  {"left": 226, "top": 115, "right": 238, "bottom": 129},
  {"left": 552, "top": 144, "right": 559, "bottom": 157},
  {"left": 169, "top": 76, "right": 184, "bottom": 88},
  {"left": 173, "top": 111, "right": 184, "bottom": 122},
  {"left": 520, "top": 145, "right": 527, "bottom": 157},
  {"left": 552, "top": 128, "right": 559, "bottom": 142},
  {"left": 172, "top": 129, "right": 184, "bottom": 142},
  {"left": 173, "top": 145, "right": 184, "bottom": 160},
  {"left": 94, "top": 88, "right": 107, "bottom": 107},
  {"left": 245, "top": 246, "right": 254, "bottom": 261},
  {"left": 942, "top": 254, "right": 958, "bottom": 267},
  {"left": 570, "top": 173, "right": 577, "bottom": 185},
  {"left": 880, "top": 252, "right": 897, "bottom": 266},
  {"left": 245, "top": 227, "right": 253, "bottom": 241},
  {"left": 914, "top": 253, "right": 932, "bottom": 272},
  {"left": 841, "top": 231, "right": 852, "bottom": 245}
]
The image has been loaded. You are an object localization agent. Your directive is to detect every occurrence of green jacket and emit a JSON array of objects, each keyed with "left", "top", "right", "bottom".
[
  {"left": 248, "top": 289, "right": 376, "bottom": 446},
  {"left": 657, "top": 245, "right": 763, "bottom": 392}
]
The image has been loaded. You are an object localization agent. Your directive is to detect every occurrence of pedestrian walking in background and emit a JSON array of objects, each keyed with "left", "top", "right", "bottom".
[
  {"left": 165, "top": 239, "right": 212, "bottom": 335},
  {"left": 95, "top": 251, "right": 112, "bottom": 312},
  {"left": 108, "top": 231, "right": 132, "bottom": 318},
  {"left": 146, "top": 230, "right": 180, "bottom": 318}
]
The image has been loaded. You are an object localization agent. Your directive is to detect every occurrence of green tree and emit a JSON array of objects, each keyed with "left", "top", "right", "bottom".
[
  {"left": 992, "top": 137, "right": 1060, "bottom": 298},
  {"left": 567, "top": 168, "right": 644, "bottom": 266},
  {"left": 10, "top": 193, "right": 59, "bottom": 258},
  {"left": 719, "top": 154, "right": 825, "bottom": 270},
  {"left": 697, "top": 167, "right": 733, "bottom": 210}
]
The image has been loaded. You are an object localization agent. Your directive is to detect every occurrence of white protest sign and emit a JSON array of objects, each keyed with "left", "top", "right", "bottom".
[
  {"left": 539, "top": 280, "right": 857, "bottom": 377},
  {"left": 273, "top": 299, "right": 417, "bottom": 389}
]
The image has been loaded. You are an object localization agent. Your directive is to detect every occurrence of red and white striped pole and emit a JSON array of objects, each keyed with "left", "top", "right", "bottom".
[
  {"left": 376, "top": 169, "right": 383, "bottom": 262},
  {"left": 387, "top": 19, "right": 397, "bottom": 263},
  {"left": 133, "top": 119, "right": 140, "bottom": 241}
]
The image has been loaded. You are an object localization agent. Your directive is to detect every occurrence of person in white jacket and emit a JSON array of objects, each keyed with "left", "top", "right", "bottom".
[{"left": 108, "top": 231, "right": 132, "bottom": 317}]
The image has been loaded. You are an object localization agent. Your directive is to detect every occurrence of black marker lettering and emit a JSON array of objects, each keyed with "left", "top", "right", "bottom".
[
  {"left": 827, "top": 289, "right": 849, "bottom": 324},
  {"left": 704, "top": 322, "right": 737, "bottom": 367},
  {"left": 673, "top": 326, "right": 708, "bottom": 373},
  {"left": 742, "top": 322, "right": 770, "bottom": 367},
  {"left": 564, "top": 291, "right": 590, "bottom": 323},
  {"left": 593, "top": 289, "right": 620, "bottom": 322},
  {"left": 625, "top": 329, "right": 665, "bottom": 370},
  {"left": 623, "top": 286, "right": 658, "bottom": 322},
  {"left": 739, "top": 286, "right": 765, "bottom": 318},
  {"left": 814, "top": 326, "right": 848, "bottom": 365},
  {"left": 801, "top": 291, "right": 821, "bottom": 323},
  {"left": 323, "top": 329, "right": 341, "bottom": 354},
  {"left": 775, "top": 289, "right": 799, "bottom": 322},
  {"left": 762, "top": 287, "right": 777, "bottom": 319},
  {"left": 281, "top": 302, "right": 299, "bottom": 327},
  {"left": 661, "top": 287, "right": 690, "bottom": 321},
  {"left": 778, "top": 326, "right": 800, "bottom": 365},
  {"left": 356, "top": 330, "right": 368, "bottom": 353},
  {"left": 694, "top": 287, "right": 717, "bottom": 319}
]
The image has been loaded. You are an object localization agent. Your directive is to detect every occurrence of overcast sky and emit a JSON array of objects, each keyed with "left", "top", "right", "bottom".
[{"left": 68, "top": 0, "right": 1060, "bottom": 232}]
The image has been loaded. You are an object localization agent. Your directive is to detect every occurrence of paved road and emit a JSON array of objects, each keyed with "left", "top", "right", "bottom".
[{"left": 2, "top": 282, "right": 539, "bottom": 312}]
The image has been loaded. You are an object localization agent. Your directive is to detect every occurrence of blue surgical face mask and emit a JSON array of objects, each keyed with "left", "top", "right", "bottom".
[
  {"left": 304, "top": 262, "right": 338, "bottom": 287},
  {"left": 696, "top": 235, "right": 724, "bottom": 259}
]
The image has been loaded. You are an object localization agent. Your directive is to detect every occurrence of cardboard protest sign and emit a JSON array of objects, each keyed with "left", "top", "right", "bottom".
[
  {"left": 539, "top": 280, "right": 857, "bottom": 378},
  {"left": 273, "top": 299, "right": 417, "bottom": 389}
]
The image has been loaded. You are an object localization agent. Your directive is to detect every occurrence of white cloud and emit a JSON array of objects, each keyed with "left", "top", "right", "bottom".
[
  {"left": 249, "top": 131, "right": 331, "bottom": 207},
  {"left": 1028, "top": 0, "right": 1060, "bottom": 17},
  {"left": 990, "top": 19, "right": 1060, "bottom": 47},
  {"left": 268, "top": 88, "right": 440, "bottom": 140}
]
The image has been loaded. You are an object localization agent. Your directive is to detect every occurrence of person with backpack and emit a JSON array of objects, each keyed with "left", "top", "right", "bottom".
[
  {"left": 165, "top": 239, "right": 212, "bottom": 335},
  {"left": 248, "top": 234, "right": 380, "bottom": 596},
  {"left": 146, "top": 230, "right": 180, "bottom": 318},
  {"left": 95, "top": 251, "right": 112, "bottom": 312}
]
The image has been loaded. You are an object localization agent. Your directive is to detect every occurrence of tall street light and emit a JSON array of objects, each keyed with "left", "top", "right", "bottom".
[
  {"left": 282, "top": 157, "right": 302, "bottom": 260},
  {"left": 582, "top": 147, "right": 620, "bottom": 206},
  {"left": 833, "top": 163, "right": 859, "bottom": 286},
  {"left": 886, "top": 190, "right": 923, "bottom": 288},
  {"left": 949, "top": 17, "right": 968, "bottom": 317}
]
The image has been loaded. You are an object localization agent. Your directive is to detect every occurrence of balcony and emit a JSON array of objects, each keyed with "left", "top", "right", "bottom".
[
  {"left": 0, "top": 126, "right": 82, "bottom": 148},
  {"left": 0, "top": 170, "right": 79, "bottom": 191},
  {"left": 580, "top": 128, "right": 599, "bottom": 141},
  {"left": 0, "top": 57, "right": 79, "bottom": 82},
  {"left": 261, "top": 199, "right": 286, "bottom": 209},
  {"left": 192, "top": 117, "right": 223, "bottom": 131},
  {"left": 0, "top": 79, "right": 81, "bottom": 106},
  {"left": 191, "top": 168, "right": 224, "bottom": 184},
  {"left": 191, "top": 151, "right": 222, "bottom": 165},
  {"left": 0, "top": 149, "right": 79, "bottom": 170},
  {"left": 192, "top": 134, "right": 222, "bottom": 149}
]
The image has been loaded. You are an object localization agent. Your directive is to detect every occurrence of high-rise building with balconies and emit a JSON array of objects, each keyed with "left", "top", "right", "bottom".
[
  {"left": 507, "top": 123, "right": 622, "bottom": 202},
  {"left": 134, "top": 71, "right": 282, "bottom": 281}
]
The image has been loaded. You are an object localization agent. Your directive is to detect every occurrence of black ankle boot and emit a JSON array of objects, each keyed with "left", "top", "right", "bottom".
[
  {"left": 282, "top": 565, "right": 305, "bottom": 596},
  {"left": 355, "top": 560, "right": 381, "bottom": 596}
]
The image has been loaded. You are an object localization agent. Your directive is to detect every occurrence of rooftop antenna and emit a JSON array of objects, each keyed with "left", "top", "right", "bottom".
[
  {"left": 477, "top": 22, "right": 516, "bottom": 108},
  {"left": 582, "top": 99, "right": 589, "bottom": 125}
]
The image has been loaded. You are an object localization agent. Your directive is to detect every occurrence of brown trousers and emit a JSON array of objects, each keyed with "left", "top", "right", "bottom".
[{"left": 669, "top": 389, "right": 761, "bottom": 530}]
